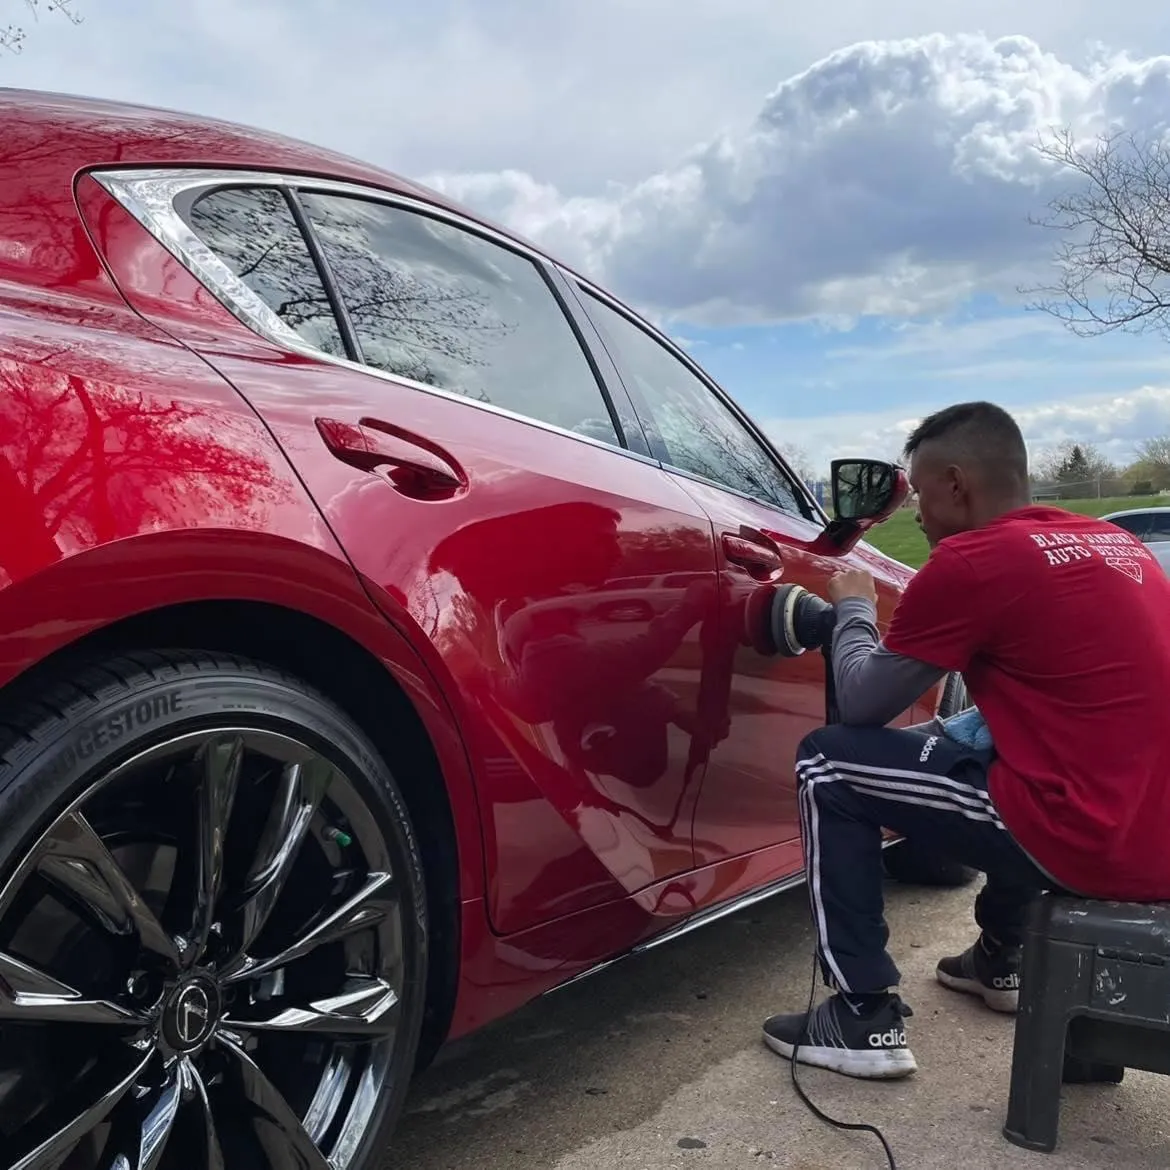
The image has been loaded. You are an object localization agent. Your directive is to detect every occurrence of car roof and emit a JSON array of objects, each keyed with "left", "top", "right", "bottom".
[
  {"left": 1102, "top": 506, "right": 1170, "bottom": 519},
  {"left": 0, "top": 86, "right": 551, "bottom": 259}
]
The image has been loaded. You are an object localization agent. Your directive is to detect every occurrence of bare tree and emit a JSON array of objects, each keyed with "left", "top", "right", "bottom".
[
  {"left": 1024, "top": 129, "right": 1170, "bottom": 338},
  {"left": 1135, "top": 434, "right": 1170, "bottom": 468},
  {"left": 1131, "top": 435, "right": 1170, "bottom": 491},
  {"left": 1, "top": 0, "right": 81, "bottom": 56},
  {"left": 775, "top": 440, "right": 816, "bottom": 483},
  {"left": 188, "top": 187, "right": 511, "bottom": 394}
]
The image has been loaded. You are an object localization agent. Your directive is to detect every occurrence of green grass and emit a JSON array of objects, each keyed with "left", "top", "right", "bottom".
[{"left": 865, "top": 496, "right": 1165, "bottom": 569}]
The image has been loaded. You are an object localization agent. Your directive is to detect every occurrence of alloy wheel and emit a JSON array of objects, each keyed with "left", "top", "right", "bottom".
[{"left": 0, "top": 726, "right": 405, "bottom": 1169}]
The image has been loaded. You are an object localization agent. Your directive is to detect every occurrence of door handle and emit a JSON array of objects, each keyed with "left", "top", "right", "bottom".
[
  {"left": 722, "top": 531, "right": 784, "bottom": 579},
  {"left": 316, "top": 418, "right": 465, "bottom": 492}
]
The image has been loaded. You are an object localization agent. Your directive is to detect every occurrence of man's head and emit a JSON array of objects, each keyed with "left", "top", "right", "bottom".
[{"left": 903, "top": 401, "right": 1031, "bottom": 548}]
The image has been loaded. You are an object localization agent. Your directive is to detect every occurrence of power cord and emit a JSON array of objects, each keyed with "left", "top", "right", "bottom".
[
  {"left": 785, "top": 643, "right": 898, "bottom": 1168},
  {"left": 788, "top": 954, "right": 897, "bottom": 1169}
]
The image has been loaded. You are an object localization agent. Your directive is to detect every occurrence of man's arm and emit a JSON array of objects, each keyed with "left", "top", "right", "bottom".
[{"left": 831, "top": 596, "right": 945, "bottom": 726}]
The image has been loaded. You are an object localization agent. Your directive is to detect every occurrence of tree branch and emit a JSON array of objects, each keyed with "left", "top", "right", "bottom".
[{"left": 1022, "top": 128, "right": 1170, "bottom": 339}]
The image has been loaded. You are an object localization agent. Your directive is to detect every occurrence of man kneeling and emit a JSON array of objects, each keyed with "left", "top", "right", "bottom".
[{"left": 760, "top": 401, "right": 1170, "bottom": 1079}]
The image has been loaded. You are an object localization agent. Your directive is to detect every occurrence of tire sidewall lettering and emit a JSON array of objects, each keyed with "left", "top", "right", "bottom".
[{"left": 44, "top": 688, "right": 186, "bottom": 785}]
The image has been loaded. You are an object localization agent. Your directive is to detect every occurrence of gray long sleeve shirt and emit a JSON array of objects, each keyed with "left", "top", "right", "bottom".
[{"left": 830, "top": 597, "right": 947, "bottom": 726}]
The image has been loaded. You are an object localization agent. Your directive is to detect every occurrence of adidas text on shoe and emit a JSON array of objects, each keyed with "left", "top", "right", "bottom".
[
  {"left": 761, "top": 994, "right": 917, "bottom": 1080},
  {"left": 936, "top": 936, "right": 1020, "bottom": 1012}
]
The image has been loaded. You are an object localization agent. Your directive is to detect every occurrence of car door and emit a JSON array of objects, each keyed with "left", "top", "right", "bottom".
[
  {"left": 569, "top": 281, "right": 909, "bottom": 871},
  {"left": 83, "top": 173, "right": 720, "bottom": 935}
]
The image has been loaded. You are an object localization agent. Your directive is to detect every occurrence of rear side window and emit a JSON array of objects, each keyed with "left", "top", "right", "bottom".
[
  {"left": 1108, "top": 513, "right": 1150, "bottom": 538},
  {"left": 1144, "top": 514, "right": 1170, "bottom": 542},
  {"left": 296, "top": 192, "right": 621, "bottom": 446},
  {"left": 186, "top": 187, "right": 347, "bottom": 358}
]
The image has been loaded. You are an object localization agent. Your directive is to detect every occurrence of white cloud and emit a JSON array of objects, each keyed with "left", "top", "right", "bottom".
[
  {"left": 10, "top": 7, "right": 1170, "bottom": 474},
  {"left": 6, "top": 2, "right": 1168, "bottom": 191},
  {"left": 764, "top": 384, "right": 1170, "bottom": 475},
  {"left": 429, "top": 34, "right": 1170, "bottom": 324}
]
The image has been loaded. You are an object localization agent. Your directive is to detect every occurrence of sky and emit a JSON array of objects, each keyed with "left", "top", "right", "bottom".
[{"left": 5, "top": 0, "right": 1170, "bottom": 475}]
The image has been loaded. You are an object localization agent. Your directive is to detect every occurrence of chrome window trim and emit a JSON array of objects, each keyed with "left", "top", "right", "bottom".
[
  {"left": 90, "top": 167, "right": 652, "bottom": 463},
  {"left": 562, "top": 264, "right": 824, "bottom": 522}
]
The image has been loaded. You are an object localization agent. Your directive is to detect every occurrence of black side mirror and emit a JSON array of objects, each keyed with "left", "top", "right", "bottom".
[
  {"left": 777, "top": 458, "right": 911, "bottom": 559},
  {"left": 831, "top": 459, "right": 907, "bottom": 524}
]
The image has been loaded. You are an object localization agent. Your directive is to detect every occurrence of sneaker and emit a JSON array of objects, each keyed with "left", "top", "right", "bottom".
[
  {"left": 762, "top": 993, "right": 917, "bottom": 1080},
  {"left": 935, "top": 935, "right": 1021, "bottom": 1012}
]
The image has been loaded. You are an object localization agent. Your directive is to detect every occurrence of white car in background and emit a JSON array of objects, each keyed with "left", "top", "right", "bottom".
[{"left": 1101, "top": 507, "right": 1170, "bottom": 574}]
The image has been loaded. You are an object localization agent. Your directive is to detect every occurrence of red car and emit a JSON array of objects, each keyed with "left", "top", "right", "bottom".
[{"left": 0, "top": 88, "right": 969, "bottom": 1170}]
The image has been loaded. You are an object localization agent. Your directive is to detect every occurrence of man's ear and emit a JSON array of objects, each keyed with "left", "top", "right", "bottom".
[{"left": 946, "top": 464, "right": 968, "bottom": 501}]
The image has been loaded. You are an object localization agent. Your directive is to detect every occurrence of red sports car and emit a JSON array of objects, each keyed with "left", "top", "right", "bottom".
[{"left": 0, "top": 88, "right": 969, "bottom": 1169}]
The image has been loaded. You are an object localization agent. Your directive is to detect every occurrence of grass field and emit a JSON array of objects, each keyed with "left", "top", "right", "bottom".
[{"left": 864, "top": 495, "right": 1165, "bottom": 569}]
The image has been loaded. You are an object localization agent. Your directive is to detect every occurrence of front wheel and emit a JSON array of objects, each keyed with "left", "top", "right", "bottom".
[{"left": 0, "top": 650, "right": 427, "bottom": 1170}]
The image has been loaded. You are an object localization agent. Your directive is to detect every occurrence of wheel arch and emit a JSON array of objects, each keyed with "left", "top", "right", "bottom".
[{"left": 0, "top": 551, "right": 478, "bottom": 1066}]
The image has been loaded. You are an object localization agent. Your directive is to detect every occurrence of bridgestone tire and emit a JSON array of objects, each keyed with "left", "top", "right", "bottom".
[{"left": 0, "top": 648, "right": 428, "bottom": 1169}]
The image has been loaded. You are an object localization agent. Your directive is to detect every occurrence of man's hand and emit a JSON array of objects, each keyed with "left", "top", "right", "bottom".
[{"left": 828, "top": 568, "right": 877, "bottom": 606}]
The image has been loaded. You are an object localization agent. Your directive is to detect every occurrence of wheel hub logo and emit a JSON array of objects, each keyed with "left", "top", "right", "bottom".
[{"left": 173, "top": 983, "right": 213, "bottom": 1046}]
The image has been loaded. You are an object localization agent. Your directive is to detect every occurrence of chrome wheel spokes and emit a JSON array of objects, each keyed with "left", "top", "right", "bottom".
[
  {"left": 0, "top": 727, "right": 402, "bottom": 1170},
  {"left": 36, "top": 810, "right": 181, "bottom": 968},
  {"left": 100, "top": 1059, "right": 183, "bottom": 1170},
  {"left": 227, "top": 976, "right": 400, "bottom": 1036},
  {"left": 221, "top": 870, "right": 395, "bottom": 983},
  {"left": 227, "top": 755, "right": 336, "bottom": 964},
  {"left": 219, "top": 1036, "right": 333, "bottom": 1170},
  {"left": 9, "top": 1048, "right": 154, "bottom": 1170},
  {"left": 0, "top": 950, "right": 150, "bottom": 1026},
  {"left": 187, "top": 734, "right": 245, "bottom": 966}
]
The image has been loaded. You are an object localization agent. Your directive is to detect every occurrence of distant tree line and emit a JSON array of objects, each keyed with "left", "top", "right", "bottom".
[{"left": 1028, "top": 438, "right": 1170, "bottom": 500}]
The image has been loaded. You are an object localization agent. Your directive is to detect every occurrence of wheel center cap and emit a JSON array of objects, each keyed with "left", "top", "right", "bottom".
[{"left": 161, "top": 976, "right": 221, "bottom": 1051}]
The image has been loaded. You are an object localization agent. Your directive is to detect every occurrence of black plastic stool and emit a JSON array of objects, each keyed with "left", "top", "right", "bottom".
[{"left": 1003, "top": 893, "right": 1170, "bottom": 1153}]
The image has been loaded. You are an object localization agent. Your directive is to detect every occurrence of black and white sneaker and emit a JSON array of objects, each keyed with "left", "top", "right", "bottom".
[
  {"left": 936, "top": 934, "right": 1021, "bottom": 1013},
  {"left": 762, "top": 994, "right": 917, "bottom": 1079}
]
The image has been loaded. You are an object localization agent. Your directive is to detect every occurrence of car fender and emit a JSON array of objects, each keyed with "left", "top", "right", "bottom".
[{"left": 0, "top": 528, "right": 486, "bottom": 910}]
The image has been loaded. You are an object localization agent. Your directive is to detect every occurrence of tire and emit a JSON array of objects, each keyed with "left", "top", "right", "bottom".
[
  {"left": 883, "top": 670, "right": 979, "bottom": 888},
  {"left": 882, "top": 838, "right": 978, "bottom": 887},
  {"left": 939, "top": 671, "right": 971, "bottom": 716},
  {"left": 0, "top": 649, "right": 428, "bottom": 1170}
]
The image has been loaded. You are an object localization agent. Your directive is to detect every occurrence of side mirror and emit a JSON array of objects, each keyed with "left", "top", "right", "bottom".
[
  {"left": 804, "top": 459, "right": 910, "bottom": 557},
  {"left": 758, "top": 458, "right": 911, "bottom": 561},
  {"left": 831, "top": 459, "right": 908, "bottom": 525}
]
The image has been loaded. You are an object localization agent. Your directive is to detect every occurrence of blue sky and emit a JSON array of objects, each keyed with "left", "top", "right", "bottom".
[{"left": 6, "top": 0, "right": 1170, "bottom": 474}]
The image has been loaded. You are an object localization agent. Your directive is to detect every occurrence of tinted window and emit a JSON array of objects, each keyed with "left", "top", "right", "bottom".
[
  {"left": 297, "top": 193, "right": 620, "bottom": 446},
  {"left": 186, "top": 187, "right": 346, "bottom": 357},
  {"left": 1108, "top": 513, "right": 1150, "bottom": 538},
  {"left": 1144, "top": 514, "right": 1170, "bottom": 542},
  {"left": 584, "top": 292, "right": 803, "bottom": 514}
]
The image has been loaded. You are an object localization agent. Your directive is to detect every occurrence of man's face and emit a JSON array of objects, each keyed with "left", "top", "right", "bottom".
[{"left": 908, "top": 447, "right": 971, "bottom": 549}]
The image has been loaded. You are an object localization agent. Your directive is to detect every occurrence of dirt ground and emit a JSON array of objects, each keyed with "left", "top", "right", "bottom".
[{"left": 387, "top": 879, "right": 1170, "bottom": 1169}]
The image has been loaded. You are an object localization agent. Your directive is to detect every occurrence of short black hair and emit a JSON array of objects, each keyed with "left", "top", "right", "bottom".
[{"left": 903, "top": 401, "right": 1028, "bottom": 483}]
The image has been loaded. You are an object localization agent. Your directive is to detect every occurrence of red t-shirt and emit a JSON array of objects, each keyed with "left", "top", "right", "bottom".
[{"left": 884, "top": 505, "right": 1170, "bottom": 900}]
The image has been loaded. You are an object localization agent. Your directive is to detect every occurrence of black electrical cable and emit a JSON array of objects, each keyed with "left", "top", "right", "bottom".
[
  {"left": 788, "top": 958, "right": 897, "bottom": 1170},
  {"left": 783, "top": 645, "right": 898, "bottom": 1170}
]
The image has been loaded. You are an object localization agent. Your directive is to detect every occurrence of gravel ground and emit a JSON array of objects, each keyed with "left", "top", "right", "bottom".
[{"left": 387, "top": 879, "right": 1170, "bottom": 1169}]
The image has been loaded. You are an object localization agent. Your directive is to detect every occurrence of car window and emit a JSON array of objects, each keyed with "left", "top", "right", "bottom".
[
  {"left": 185, "top": 187, "right": 347, "bottom": 358},
  {"left": 581, "top": 291, "right": 805, "bottom": 515},
  {"left": 295, "top": 193, "right": 621, "bottom": 447},
  {"left": 1108, "top": 513, "right": 1150, "bottom": 538},
  {"left": 1144, "top": 514, "right": 1170, "bottom": 542}
]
